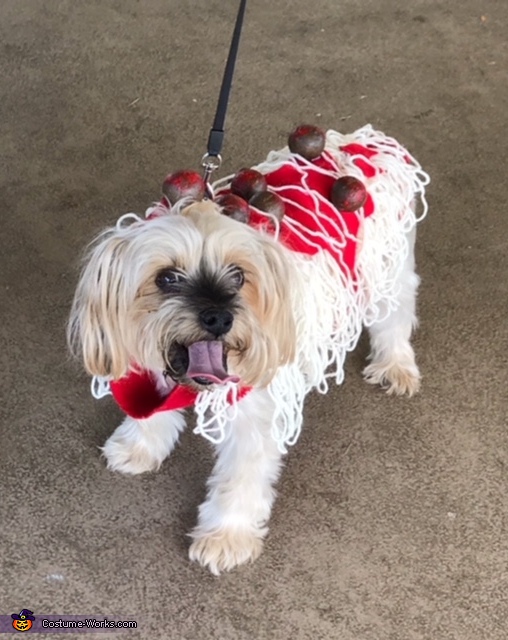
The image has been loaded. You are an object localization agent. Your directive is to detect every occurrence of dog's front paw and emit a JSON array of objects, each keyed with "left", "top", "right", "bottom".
[
  {"left": 363, "top": 360, "right": 421, "bottom": 396},
  {"left": 101, "top": 434, "right": 161, "bottom": 475},
  {"left": 101, "top": 418, "right": 166, "bottom": 475},
  {"left": 189, "top": 527, "right": 264, "bottom": 575}
]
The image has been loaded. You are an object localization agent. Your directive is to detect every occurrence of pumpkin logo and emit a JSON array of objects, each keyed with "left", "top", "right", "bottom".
[{"left": 11, "top": 609, "right": 35, "bottom": 632}]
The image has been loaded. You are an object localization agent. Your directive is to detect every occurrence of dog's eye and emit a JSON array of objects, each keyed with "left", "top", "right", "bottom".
[
  {"left": 155, "top": 268, "right": 185, "bottom": 293},
  {"left": 229, "top": 266, "right": 245, "bottom": 288}
]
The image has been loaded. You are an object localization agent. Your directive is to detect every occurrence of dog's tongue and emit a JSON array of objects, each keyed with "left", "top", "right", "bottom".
[{"left": 187, "top": 341, "right": 240, "bottom": 385}]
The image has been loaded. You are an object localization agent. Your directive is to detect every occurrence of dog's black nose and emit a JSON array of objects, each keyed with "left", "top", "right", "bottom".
[{"left": 199, "top": 308, "right": 234, "bottom": 336}]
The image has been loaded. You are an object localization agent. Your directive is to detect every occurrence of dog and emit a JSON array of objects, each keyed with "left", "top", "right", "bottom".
[{"left": 68, "top": 125, "right": 429, "bottom": 575}]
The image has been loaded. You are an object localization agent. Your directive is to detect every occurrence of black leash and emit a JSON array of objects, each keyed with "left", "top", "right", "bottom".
[{"left": 202, "top": 0, "right": 248, "bottom": 197}]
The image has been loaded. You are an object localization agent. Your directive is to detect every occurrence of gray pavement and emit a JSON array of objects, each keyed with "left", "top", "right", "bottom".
[{"left": 1, "top": 1, "right": 507, "bottom": 638}]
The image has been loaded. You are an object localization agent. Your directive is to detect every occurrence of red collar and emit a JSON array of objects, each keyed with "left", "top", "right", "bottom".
[{"left": 110, "top": 369, "right": 252, "bottom": 419}]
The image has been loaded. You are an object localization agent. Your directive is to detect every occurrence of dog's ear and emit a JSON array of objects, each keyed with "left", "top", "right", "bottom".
[
  {"left": 67, "top": 228, "right": 131, "bottom": 379},
  {"left": 238, "top": 235, "right": 299, "bottom": 387},
  {"left": 258, "top": 236, "right": 297, "bottom": 368}
]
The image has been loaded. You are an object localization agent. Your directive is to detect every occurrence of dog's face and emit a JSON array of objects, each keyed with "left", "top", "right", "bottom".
[{"left": 68, "top": 201, "right": 297, "bottom": 389}]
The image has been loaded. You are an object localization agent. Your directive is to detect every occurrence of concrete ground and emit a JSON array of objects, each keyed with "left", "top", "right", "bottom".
[{"left": 1, "top": 0, "right": 507, "bottom": 638}]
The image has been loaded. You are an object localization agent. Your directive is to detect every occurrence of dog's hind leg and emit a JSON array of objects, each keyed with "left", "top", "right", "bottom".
[
  {"left": 363, "top": 227, "right": 421, "bottom": 396},
  {"left": 101, "top": 410, "right": 186, "bottom": 474}
]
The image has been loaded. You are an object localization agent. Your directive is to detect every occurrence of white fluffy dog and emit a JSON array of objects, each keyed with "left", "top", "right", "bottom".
[{"left": 68, "top": 125, "right": 429, "bottom": 575}]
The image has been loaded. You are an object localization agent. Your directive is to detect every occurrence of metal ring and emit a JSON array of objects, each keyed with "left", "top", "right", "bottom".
[{"left": 201, "top": 153, "right": 222, "bottom": 171}]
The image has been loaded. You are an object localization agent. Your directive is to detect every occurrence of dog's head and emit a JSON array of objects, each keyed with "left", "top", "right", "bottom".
[{"left": 68, "top": 200, "right": 297, "bottom": 389}]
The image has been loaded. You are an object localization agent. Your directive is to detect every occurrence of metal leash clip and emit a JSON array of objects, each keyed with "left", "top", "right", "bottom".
[{"left": 201, "top": 152, "right": 222, "bottom": 199}]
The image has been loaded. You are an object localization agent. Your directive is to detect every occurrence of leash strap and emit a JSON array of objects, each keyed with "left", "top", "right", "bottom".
[{"left": 202, "top": 0, "right": 248, "bottom": 195}]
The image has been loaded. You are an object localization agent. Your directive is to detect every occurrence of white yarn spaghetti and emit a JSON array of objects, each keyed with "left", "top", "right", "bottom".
[
  {"left": 204, "top": 125, "right": 429, "bottom": 453},
  {"left": 193, "top": 381, "right": 239, "bottom": 444},
  {"left": 91, "top": 375, "right": 112, "bottom": 399},
  {"left": 91, "top": 126, "right": 429, "bottom": 455},
  {"left": 115, "top": 212, "right": 143, "bottom": 229}
]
